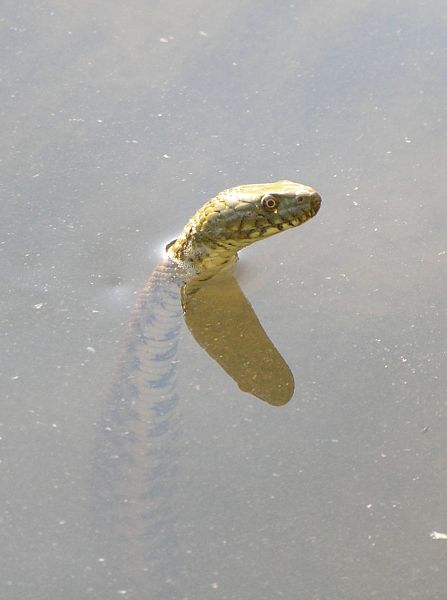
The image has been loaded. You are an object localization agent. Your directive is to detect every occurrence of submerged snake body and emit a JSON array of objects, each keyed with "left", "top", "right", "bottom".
[{"left": 96, "top": 181, "right": 321, "bottom": 595}]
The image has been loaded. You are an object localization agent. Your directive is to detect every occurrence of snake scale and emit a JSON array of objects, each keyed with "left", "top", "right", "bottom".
[{"left": 94, "top": 180, "right": 321, "bottom": 598}]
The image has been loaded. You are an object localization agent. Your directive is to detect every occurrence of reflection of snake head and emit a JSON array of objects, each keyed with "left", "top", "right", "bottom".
[{"left": 167, "top": 180, "right": 321, "bottom": 272}]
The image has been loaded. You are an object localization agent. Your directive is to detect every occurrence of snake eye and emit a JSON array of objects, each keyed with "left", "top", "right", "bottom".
[{"left": 261, "top": 194, "right": 279, "bottom": 211}]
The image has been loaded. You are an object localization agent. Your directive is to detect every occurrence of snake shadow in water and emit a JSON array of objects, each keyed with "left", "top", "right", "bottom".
[{"left": 182, "top": 268, "right": 294, "bottom": 406}]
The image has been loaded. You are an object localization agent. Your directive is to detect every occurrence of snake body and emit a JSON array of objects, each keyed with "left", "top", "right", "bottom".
[{"left": 95, "top": 180, "right": 321, "bottom": 597}]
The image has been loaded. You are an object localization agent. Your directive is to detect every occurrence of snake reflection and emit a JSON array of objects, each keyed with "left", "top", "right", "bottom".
[{"left": 95, "top": 181, "right": 321, "bottom": 596}]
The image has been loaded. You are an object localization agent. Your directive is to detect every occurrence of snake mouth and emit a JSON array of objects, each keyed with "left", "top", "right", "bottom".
[
  {"left": 296, "top": 191, "right": 321, "bottom": 217},
  {"left": 279, "top": 191, "right": 322, "bottom": 228},
  {"left": 311, "top": 192, "right": 322, "bottom": 214}
]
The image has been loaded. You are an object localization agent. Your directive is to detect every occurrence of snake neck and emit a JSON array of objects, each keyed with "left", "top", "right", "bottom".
[{"left": 166, "top": 235, "right": 239, "bottom": 275}]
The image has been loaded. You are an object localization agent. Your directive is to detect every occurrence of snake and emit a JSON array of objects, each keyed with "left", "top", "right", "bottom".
[{"left": 94, "top": 180, "right": 321, "bottom": 598}]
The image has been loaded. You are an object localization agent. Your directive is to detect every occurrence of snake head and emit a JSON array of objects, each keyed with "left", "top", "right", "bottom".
[{"left": 167, "top": 180, "right": 321, "bottom": 272}]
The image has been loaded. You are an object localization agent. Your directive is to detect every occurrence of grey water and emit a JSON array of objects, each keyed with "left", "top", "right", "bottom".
[{"left": 2, "top": 1, "right": 447, "bottom": 598}]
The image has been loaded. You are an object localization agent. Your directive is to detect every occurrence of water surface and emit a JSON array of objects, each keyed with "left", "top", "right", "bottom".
[{"left": 2, "top": 1, "right": 447, "bottom": 598}]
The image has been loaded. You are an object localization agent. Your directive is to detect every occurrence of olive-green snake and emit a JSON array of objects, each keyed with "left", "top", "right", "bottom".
[
  {"left": 167, "top": 179, "right": 321, "bottom": 273},
  {"left": 95, "top": 180, "right": 321, "bottom": 597}
]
